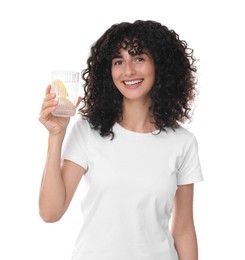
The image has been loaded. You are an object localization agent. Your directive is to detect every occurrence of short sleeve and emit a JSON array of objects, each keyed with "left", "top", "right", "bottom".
[
  {"left": 177, "top": 135, "right": 203, "bottom": 185},
  {"left": 61, "top": 117, "right": 89, "bottom": 170}
]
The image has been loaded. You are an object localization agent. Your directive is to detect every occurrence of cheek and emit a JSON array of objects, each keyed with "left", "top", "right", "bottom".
[
  {"left": 147, "top": 68, "right": 155, "bottom": 84},
  {"left": 144, "top": 63, "right": 155, "bottom": 78},
  {"left": 111, "top": 74, "right": 120, "bottom": 90},
  {"left": 111, "top": 70, "right": 122, "bottom": 88},
  {"left": 111, "top": 66, "right": 119, "bottom": 76}
]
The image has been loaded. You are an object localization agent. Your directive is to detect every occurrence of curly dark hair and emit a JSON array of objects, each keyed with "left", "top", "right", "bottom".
[{"left": 79, "top": 20, "right": 197, "bottom": 138}]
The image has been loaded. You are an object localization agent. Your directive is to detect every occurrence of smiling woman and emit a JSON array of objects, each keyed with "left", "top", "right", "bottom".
[
  {"left": 80, "top": 20, "right": 197, "bottom": 138},
  {"left": 39, "top": 20, "right": 203, "bottom": 260}
]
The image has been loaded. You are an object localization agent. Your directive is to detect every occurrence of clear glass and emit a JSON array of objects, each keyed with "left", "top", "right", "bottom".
[{"left": 50, "top": 71, "right": 80, "bottom": 117}]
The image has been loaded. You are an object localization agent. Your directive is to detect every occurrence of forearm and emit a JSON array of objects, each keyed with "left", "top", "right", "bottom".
[
  {"left": 39, "top": 132, "right": 66, "bottom": 222},
  {"left": 173, "top": 226, "right": 198, "bottom": 260}
]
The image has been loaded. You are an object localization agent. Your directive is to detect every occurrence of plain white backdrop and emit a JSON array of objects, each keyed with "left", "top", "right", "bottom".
[{"left": 0, "top": 0, "right": 244, "bottom": 259}]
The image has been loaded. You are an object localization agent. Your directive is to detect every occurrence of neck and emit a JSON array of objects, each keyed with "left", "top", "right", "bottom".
[{"left": 119, "top": 98, "right": 156, "bottom": 133}]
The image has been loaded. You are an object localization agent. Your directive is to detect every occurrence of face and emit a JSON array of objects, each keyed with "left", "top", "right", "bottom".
[{"left": 111, "top": 48, "right": 155, "bottom": 103}]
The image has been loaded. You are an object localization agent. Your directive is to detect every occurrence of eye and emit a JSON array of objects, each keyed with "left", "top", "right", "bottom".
[
  {"left": 135, "top": 56, "right": 145, "bottom": 62},
  {"left": 112, "top": 59, "right": 123, "bottom": 66}
]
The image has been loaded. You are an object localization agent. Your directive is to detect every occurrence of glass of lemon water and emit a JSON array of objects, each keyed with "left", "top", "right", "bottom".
[{"left": 51, "top": 71, "right": 80, "bottom": 117}]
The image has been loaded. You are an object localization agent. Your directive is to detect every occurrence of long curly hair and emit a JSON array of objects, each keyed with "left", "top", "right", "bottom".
[{"left": 79, "top": 20, "right": 197, "bottom": 138}]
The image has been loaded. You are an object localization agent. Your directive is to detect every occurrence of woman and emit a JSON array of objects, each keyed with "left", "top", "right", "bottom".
[{"left": 39, "top": 20, "right": 203, "bottom": 260}]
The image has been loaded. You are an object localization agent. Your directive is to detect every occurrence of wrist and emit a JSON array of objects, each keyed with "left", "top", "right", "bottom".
[{"left": 48, "top": 131, "right": 66, "bottom": 149}]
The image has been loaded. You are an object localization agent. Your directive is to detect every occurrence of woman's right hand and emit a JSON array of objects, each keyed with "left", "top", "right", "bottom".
[{"left": 39, "top": 85, "right": 70, "bottom": 135}]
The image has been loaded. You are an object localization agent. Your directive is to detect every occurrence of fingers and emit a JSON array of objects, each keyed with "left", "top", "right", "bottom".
[
  {"left": 43, "top": 92, "right": 56, "bottom": 103},
  {"left": 42, "top": 87, "right": 57, "bottom": 110},
  {"left": 44, "top": 85, "right": 55, "bottom": 101},
  {"left": 41, "top": 98, "right": 58, "bottom": 113},
  {"left": 39, "top": 85, "right": 58, "bottom": 123},
  {"left": 45, "top": 84, "right": 52, "bottom": 95}
]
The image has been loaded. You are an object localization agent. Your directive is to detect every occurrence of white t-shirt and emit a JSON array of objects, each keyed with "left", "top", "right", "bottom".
[{"left": 62, "top": 117, "right": 203, "bottom": 260}]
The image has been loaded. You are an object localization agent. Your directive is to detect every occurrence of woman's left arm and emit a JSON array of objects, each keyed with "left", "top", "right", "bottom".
[{"left": 171, "top": 184, "right": 198, "bottom": 260}]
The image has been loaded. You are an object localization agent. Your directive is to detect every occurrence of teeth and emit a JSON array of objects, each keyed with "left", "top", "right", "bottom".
[{"left": 124, "top": 80, "right": 143, "bottom": 85}]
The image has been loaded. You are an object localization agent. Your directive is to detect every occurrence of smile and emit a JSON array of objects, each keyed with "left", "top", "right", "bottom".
[{"left": 123, "top": 79, "right": 143, "bottom": 88}]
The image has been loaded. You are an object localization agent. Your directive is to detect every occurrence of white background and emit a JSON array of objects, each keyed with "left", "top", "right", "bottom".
[{"left": 0, "top": 0, "right": 244, "bottom": 259}]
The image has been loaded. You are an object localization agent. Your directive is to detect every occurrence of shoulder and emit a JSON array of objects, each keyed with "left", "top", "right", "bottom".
[
  {"left": 65, "top": 115, "right": 92, "bottom": 143},
  {"left": 69, "top": 115, "right": 93, "bottom": 135},
  {"left": 69, "top": 115, "right": 108, "bottom": 143},
  {"left": 166, "top": 125, "right": 196, "bottom": 144},
  {"left": 162, "top": 126, "right": 200, "bottom": 158},
  {"left": 73, "top": 115, "right": 90, "bottom": 128}
]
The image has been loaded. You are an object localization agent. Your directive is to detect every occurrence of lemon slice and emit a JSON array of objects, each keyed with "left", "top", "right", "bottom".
[{"left": 54, "top": 79, "right": 68, "bottom": 97}]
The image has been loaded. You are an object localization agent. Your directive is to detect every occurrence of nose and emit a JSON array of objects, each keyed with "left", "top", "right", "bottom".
[{"left": 124, "top": 61, "right": 136, "bottom": 76}]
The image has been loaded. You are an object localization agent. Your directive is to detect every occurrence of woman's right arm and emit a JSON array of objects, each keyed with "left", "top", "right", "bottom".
[{"left": 38, "top": 85, "right": 86, "bottom": 223}]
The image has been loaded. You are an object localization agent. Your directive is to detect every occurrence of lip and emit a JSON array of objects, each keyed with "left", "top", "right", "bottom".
[{"left": 123, "top": 79, "right": 144, "bottom": 89}]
